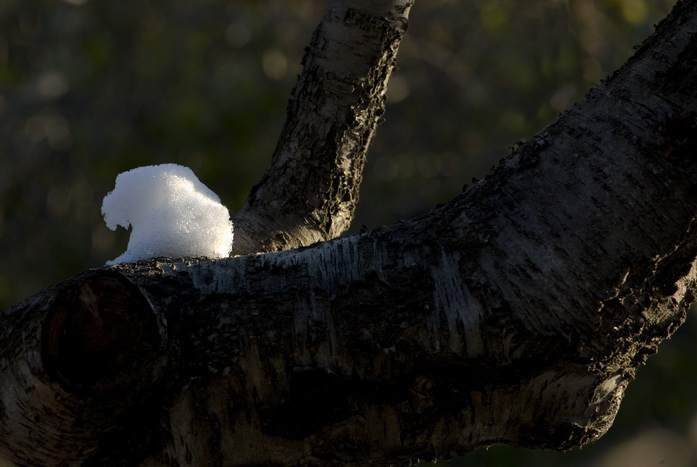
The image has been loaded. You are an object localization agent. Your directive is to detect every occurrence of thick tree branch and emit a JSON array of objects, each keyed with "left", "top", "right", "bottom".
[
  {"left": 231, "top": 0, "right": 413, "bottom": 255},
  {"left": 0, "top": 271, "right": 166, "bottom": 466},
  {"left": 2, "top": 1, "right": 697, "bottom": 466}
]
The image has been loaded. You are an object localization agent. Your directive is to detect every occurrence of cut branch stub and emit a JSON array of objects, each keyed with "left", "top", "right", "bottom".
[
  {"left": 0, "top": 270, "right": 168, "bottom": 466},
  {"left": 41, "top": 270, "right": 166, "bottom": 397}
]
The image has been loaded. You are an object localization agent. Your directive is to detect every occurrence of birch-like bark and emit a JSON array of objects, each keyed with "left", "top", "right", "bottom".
[
  {"left": 2, "top": 1, "right": 697, "bottom": 466},
  {"left": 231, "top": 0, "right": 413, "bottom": 255}
]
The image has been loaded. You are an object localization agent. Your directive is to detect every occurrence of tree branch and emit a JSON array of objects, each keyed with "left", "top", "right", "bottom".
[
  {"left": 231, "top": 0, "right": 414, "bottom": 255},
  {"left": 2, "top": 1, "right": 697, "bottom": 466},
  {"left": 0, "top": 270, "right": 166, "bottom": 466}
]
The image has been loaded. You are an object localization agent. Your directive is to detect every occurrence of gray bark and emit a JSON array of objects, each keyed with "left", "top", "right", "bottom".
[
  {"left": 2, "top": 0, "right": 697, "bottom": 466},
  {"left": 231, "top": 0, "right": 413, "bottom": 255}
]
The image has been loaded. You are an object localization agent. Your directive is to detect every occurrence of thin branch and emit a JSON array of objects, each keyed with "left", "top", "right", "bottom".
[{"left": 231, "top": 0, "right": 414, "bottom": 255}]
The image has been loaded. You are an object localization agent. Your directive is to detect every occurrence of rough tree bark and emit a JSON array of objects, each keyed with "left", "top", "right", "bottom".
[
  {"left": 231, "top": 0, "right": 411, "bottom": 255},
  {"left": 2, "top": 0, "right": 697, "bottom": 466}
]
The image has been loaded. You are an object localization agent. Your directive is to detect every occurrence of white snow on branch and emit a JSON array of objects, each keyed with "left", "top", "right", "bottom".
[{"left": 102, "top": 164, "right": 233, "bottom": 265}]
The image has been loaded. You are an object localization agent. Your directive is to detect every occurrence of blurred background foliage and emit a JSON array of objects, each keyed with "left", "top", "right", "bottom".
[{"left": 1, "top": 0, "right": 695, "bottom": 465}]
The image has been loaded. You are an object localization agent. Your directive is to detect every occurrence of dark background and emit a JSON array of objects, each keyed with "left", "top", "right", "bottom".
[{"left": 2, "top": 1, "right": 694, "bottom": 466}]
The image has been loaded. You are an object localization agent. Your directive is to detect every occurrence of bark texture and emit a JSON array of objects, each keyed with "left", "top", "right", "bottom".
[
  {"left": 231, "top": 0, "right": 413, "bottom": 255},
  {"left": 2, "top": 0, "right": 697, "bottom": 466}
]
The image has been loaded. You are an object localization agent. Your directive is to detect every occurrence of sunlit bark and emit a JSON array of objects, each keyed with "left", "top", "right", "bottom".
[
  {"left": 232, "top": 0, "right": 414, "bottom": 255},
  {"left": 2, "top": 1, "right": 697, "bottom": 466}
]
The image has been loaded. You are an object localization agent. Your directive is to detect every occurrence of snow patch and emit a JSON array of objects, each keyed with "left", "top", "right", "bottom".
[{"left": 102, "top": 164, "right": 233, "bottom": 264}]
